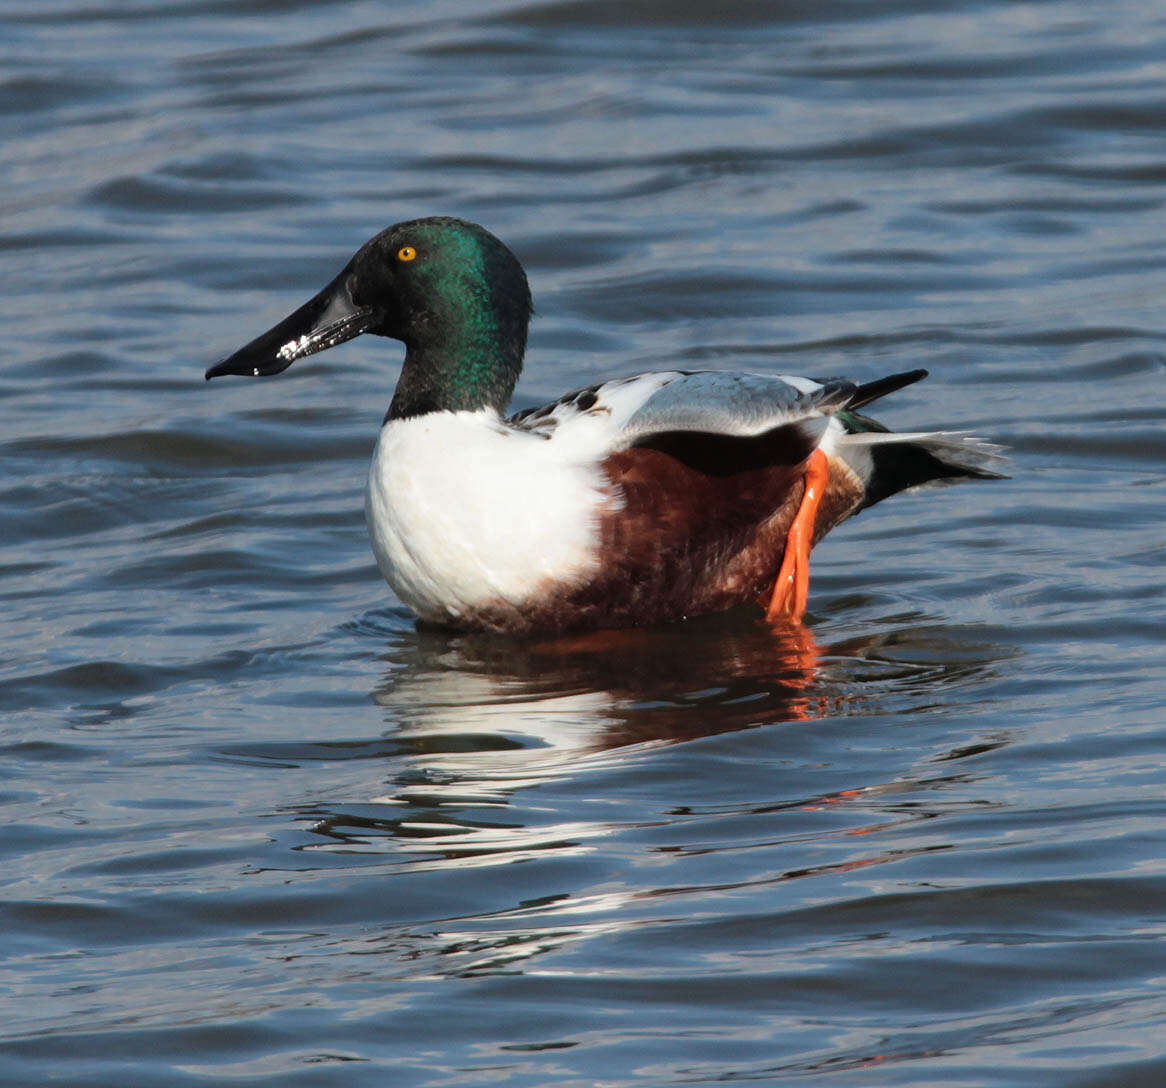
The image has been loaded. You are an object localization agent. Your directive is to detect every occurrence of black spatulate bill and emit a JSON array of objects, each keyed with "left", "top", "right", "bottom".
[{"left": 205, "top": 270, "right": 378, "bottom": 380}]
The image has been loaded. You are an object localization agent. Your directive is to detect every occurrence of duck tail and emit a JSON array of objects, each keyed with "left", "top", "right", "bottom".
[
  {"left": 829, "top": 369, "right": 1006, "bottom": 510},
  {"left": 841, "top": 429, "right": 1008, "bottom": 510}
]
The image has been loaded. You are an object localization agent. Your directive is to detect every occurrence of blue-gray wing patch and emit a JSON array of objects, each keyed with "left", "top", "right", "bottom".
[
  {"left": 620, "top": 371, "right": 855, "bottom": 444},
  {"left": 508, "top": 370, "right": 858, "bottom": 458}
]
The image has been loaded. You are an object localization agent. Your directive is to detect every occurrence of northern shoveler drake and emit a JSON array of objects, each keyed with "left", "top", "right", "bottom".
[{"left": 207, "top": 217, "right": 1003, "bottom": 635}]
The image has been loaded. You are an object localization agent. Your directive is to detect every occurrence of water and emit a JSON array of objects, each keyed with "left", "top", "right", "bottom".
[{"left": 2, "top": 0, "right": 1164, "bottom": 1084}]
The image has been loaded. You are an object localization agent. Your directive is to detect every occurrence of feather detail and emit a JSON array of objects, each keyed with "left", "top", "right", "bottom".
[{"left": 836, "top": 430, "right": 1007, "bottom": 510}]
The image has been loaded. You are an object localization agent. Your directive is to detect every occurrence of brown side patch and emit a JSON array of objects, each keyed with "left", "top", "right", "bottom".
[{"left": 458, "top": 447, "right": 865, "bottom": 634}]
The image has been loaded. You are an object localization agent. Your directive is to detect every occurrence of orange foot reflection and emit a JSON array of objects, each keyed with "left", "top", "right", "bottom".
[{"left": 760, "top": 613, "right": 824, "bottom": 722}]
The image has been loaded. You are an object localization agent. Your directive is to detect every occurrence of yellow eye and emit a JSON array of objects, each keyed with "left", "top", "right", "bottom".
[{"left": 397, "top": 245, "right": 417, "bottom": 262}]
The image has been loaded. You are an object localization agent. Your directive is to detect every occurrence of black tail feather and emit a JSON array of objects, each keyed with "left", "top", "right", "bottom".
[{"left": 847, "top": 369, "right": 929, "bottom": 412}]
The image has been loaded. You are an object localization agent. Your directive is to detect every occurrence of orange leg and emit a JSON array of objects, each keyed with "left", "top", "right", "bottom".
[{"left": 765, "top": 448, "right": 829, "bottom": 624}]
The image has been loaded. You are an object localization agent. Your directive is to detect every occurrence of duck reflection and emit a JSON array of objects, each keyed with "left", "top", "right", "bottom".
[
  {"left": 295, "top": 611, "right": 1015, "bottom": 985},
  {"left": 379, "top": 613, "right": 824, "bottom": 748},
  {"left": 371, "top": 608, "right": 1002, "bottom": 759},
  {"left": 298, "top": 611, "right": 1012, "bottom": 932},
  {"left": 290, "top": 611, "right": 1014, "bottom": 863}
]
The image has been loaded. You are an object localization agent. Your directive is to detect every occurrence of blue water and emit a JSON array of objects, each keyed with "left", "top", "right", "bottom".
[{"left": 2, "top": 1, "right": 1164, "bottom": 1085}]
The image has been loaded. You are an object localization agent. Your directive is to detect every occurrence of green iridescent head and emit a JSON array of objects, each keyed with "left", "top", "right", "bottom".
[{"left": 206, "top": 217, "right": 533, "bottom": 420}]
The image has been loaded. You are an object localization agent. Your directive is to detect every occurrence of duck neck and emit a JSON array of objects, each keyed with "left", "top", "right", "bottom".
[{"left": 386, "top": 304, "right": 526, "bottom": 422}]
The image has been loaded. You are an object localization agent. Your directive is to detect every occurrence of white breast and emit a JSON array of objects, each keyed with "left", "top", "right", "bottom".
[{"left": 365, "top": 410, "right": 608, "bottom": 623}]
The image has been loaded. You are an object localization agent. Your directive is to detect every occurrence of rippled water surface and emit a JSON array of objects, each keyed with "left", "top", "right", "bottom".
[{"left": 2, "top": 1, "right": 1164, "bottom": 1084}]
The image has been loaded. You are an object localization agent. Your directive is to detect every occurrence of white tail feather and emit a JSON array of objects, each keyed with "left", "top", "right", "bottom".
[
  {"left": 843, "top": 430, "right": 1006, "bottom": 469},
  {"left": 835, "top": 430, "right": 1007, "bottom": 494}
]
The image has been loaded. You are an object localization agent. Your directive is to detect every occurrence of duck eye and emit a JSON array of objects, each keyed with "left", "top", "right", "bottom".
[{"left": 397, "top": 245, "right": 417, "bottom": 262}]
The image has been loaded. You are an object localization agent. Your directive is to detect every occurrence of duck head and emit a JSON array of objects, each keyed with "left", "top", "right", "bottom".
[{"left": 206, "top": 217, "right": 533, "bottom": 420}]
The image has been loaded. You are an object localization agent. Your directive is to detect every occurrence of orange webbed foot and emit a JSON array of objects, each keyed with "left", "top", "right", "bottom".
[{"left": 765, "top": 448, "right": 829, "bottom": 624}]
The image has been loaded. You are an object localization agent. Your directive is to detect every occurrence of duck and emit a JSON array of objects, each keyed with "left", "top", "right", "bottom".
[{"left": 206, "top": 217, "right": 1003, "bottom": 635}]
